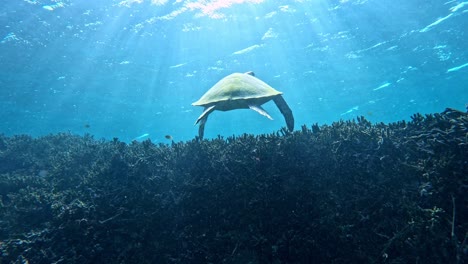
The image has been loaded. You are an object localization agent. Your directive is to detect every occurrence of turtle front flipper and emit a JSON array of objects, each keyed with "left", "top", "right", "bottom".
[{"left": 273, "top": 95, "right": 294, "bottom": 132}]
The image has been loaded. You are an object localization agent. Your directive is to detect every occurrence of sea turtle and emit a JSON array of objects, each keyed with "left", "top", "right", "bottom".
[{"left": 192, "top": 71, "right": 294, "bottom": 139}]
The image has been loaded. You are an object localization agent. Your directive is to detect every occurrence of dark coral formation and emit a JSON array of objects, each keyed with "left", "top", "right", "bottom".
[{"left": 0, "top": 108, "right": 467, "bottom": 264}]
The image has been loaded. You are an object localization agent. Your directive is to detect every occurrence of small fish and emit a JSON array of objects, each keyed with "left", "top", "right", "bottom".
[
  {"left": 165, "top": 135, "right": 173, "bottom": 140},
  {"left": 84, "top": 123, "right": 90, "bottom": 128}
]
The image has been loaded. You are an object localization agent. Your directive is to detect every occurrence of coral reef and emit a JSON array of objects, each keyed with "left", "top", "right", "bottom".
[{"left": 0, "top": 108, "right": 467, "bottom": 263}]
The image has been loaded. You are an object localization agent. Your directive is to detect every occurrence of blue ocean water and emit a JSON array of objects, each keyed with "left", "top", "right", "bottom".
[{"left": 0, "top": 0, "right": 467, "bottom": 142}]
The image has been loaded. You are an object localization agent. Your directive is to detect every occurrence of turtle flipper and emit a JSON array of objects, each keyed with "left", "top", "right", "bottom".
[
  {"left": 198, "top": 115, "right": 208, "bottom": 139},
  {"left": 195, "top": 105, "right": 216, "bottom": 125},
  {"left": 273, "top": 95, "right": 294, "bottom": 132},
  {"left": 195, "top": 105, "right": 215, "bottom": 139},
  {"left": 249, "top": 105, "right": 273, "bottom": 120}
]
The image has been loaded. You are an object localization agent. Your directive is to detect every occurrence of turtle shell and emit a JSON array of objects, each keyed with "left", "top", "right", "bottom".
[{"left": 192, "top": 73, "right": 282, "bottom": 106}]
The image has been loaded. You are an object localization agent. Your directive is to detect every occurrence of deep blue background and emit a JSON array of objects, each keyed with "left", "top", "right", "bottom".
[{"left": 1, "top": 0, "right": 467, "bottom": 142}]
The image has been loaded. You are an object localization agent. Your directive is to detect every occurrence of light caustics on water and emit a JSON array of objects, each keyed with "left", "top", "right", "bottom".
[
  {"left": 419, "top": 13, "right": 454, "bottom": 33},
  {"left": 42, "top": 2, "right": 65, "bottom": 11},
  {"left": 1, "top": 32, "right": 19, "bottom": 44},
  {"left": 169, "top": 63, "right": 187, "bottom": 69},
  {"left": 341, "top": 106, "right": 359, "bottom": 116},
  {"left": 420, "top": 1, "right": 468, "bottom": 32},
  {"left": 449, "top": 1, "right": 468, "bottom": 12},
  {"left": 132, "top": 133, "right": 150, "bottom": 141},
  {"left": 373, "top": 82, "right": 391, "bottom": 91},
  {"left": 118, "top": 0, "right": 265, "bottom": 19},
  {"left": 232, "top": 44, "right": 263, "bottom": 55},
  {"left": 447, "top": 62, "right": 468, "bottom": 73}
]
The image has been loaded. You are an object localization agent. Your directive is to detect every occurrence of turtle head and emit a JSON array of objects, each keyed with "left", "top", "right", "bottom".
[{"left": 244, "top": 71, "right": 255, "bottom": 76}]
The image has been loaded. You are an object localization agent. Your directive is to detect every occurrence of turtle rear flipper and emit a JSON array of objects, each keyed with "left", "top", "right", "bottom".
[
  {"left": 195, "top": 105, "right": 216, "bottom": 125},
  {"left": 195, "top": 105, "right": 216, "bottom": 139},
  {"left": 273, "top": 95, "right": 294, "bottom": 132},
  {"left": 198, "top": 115, "right": 208, "bottom": 139},
  {"left": 249, "top": 104, "right": 273, "bottom": 120}
]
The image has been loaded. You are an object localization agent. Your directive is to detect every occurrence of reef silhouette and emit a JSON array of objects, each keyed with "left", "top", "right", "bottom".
[{"left": 0, "top": 108, "right": 466, "bottom": 263}]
